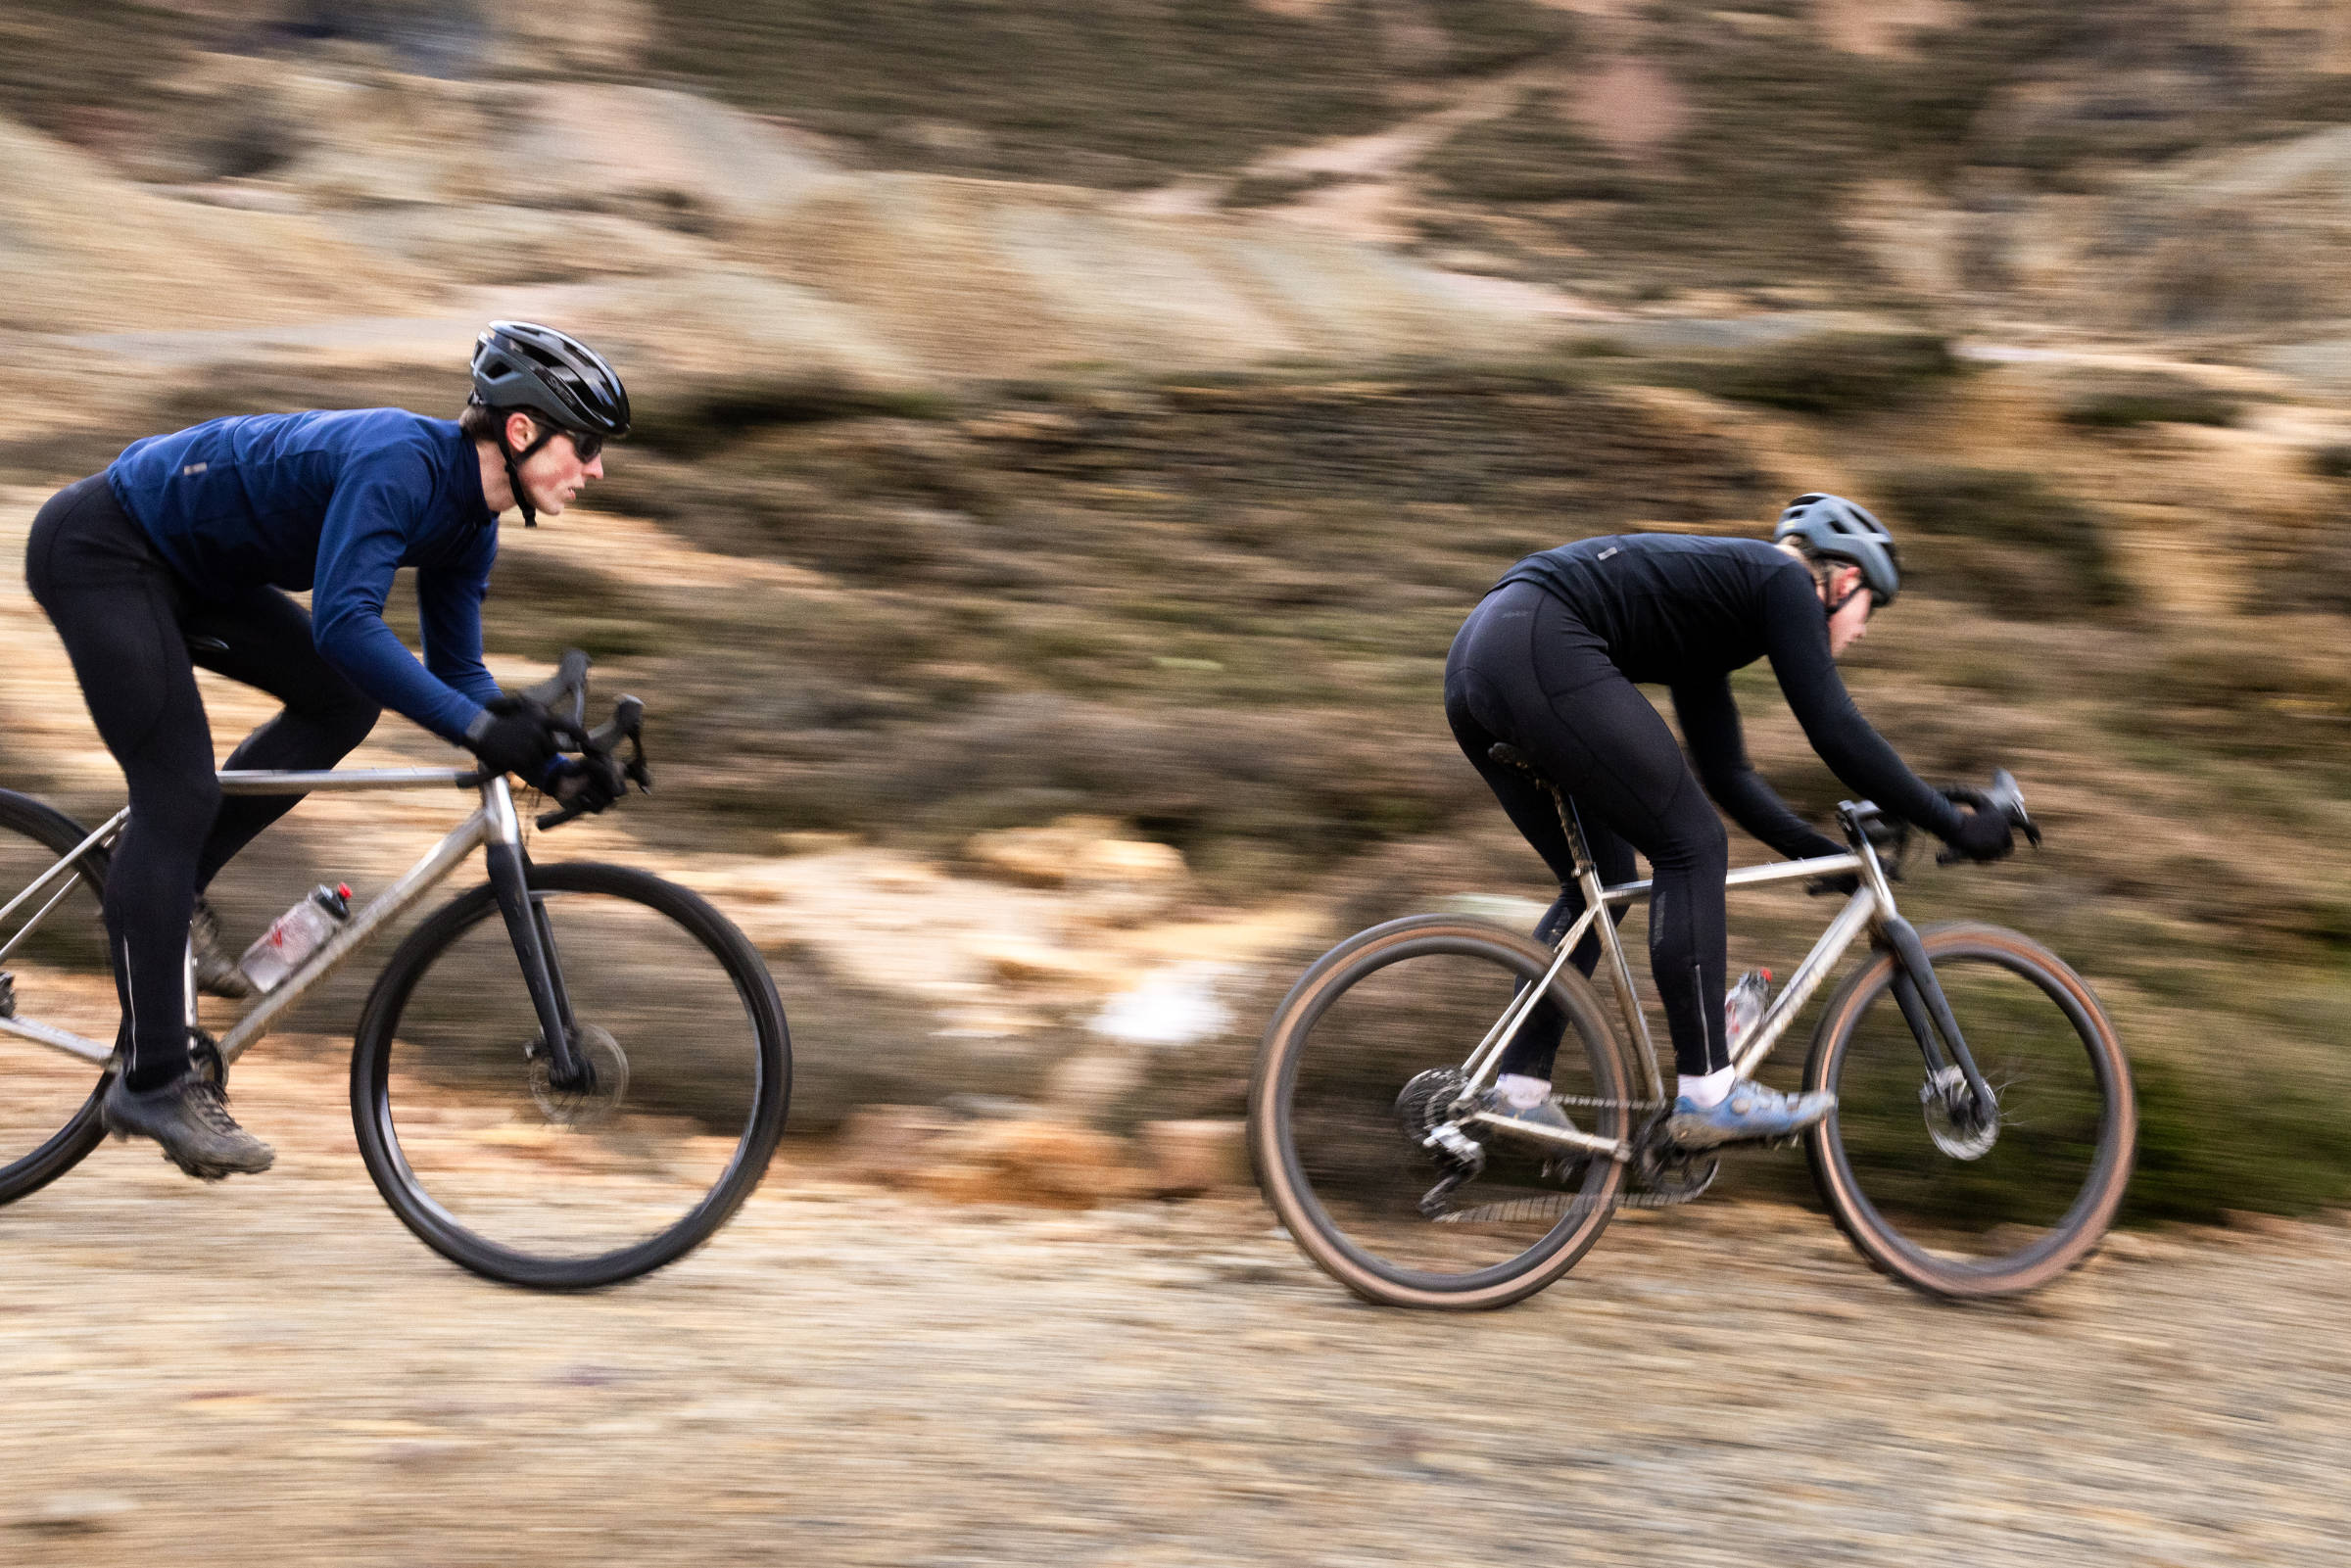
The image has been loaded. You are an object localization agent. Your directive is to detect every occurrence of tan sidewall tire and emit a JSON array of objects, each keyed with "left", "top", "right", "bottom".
[
  {"left": 1248, "top": 916, "right": 1629, "bottom": 1310},
  {"left": 1802, "top": 921, "right": 2136, "bottom": 1299}
]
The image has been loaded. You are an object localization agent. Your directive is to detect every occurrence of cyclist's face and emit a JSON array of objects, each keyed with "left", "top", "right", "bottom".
[
  {"left": 1824, "top": 566, "right": 1873, "bottom": 658},
  {"left": 511, "top": 419, "right": 607, "bottom": 518}
]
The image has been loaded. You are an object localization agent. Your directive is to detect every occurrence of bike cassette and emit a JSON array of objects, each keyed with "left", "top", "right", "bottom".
[
  {"left": 528, "top": 1024, "right": 630, "bottom": 1127},
  {"left": 1395, "top": 1068, "right": 1469, "bottom": 1150}
]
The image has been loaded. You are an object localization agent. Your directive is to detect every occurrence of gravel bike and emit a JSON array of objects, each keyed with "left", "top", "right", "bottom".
[
  {"left": 1249, "top": 746, "right": 2135, "bottom": 1309},
  {"left": 0, "top": 652, "right": 791, "bottom": 1290}
]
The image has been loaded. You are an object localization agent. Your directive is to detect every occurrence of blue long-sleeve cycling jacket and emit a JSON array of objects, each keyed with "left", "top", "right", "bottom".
[{"left": 107, "top": 408, "right": 504, "bottom": 743}]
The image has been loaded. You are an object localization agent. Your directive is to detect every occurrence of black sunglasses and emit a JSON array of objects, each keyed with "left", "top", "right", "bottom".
[{"left": 565, "top": 430, "right": 604, "bottom": 463}]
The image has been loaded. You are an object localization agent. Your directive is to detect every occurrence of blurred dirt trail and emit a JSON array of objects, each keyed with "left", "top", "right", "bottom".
[{"left": 0, "top": 1053, "right": 2342, "bottom": 1566}]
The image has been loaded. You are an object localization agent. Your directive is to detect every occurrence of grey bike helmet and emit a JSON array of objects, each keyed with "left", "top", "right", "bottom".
[
  {"left": 468, "top": 321, "right": 630, "bottom": 526},
  {"left": 1772, "top": 493, "right": 1900, "bottom": 608}
]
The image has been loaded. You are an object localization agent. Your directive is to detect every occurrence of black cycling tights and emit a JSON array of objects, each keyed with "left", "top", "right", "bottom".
[
  {"left": 25, "top": 477, "right": 380, "bottom": 1091},
  {"left": 1445, "top": 580, "right": 1731, "bottom": 1080}
]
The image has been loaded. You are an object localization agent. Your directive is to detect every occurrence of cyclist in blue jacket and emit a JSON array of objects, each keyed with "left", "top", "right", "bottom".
[{"left": 24, "top": 322, "right": 630, "bottom": 1179}]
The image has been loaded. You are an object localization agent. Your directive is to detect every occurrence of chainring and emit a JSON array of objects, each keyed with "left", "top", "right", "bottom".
[{"left": 1631, "top": 1109, "right": 1720, "bottom": 1204}]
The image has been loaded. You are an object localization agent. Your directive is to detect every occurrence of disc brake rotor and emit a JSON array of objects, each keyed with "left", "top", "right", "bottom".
[
  {"left": 1921, "top": 1066, "right": 1997, "bottom": 1161},
  {"left": 528, "top": 1024, "right": 630, "bottom": 1127}
]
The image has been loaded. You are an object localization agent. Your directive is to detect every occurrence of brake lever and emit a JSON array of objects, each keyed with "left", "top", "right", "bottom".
[{"left": 518, "top": 648, "right": 592, "bottom": 730}]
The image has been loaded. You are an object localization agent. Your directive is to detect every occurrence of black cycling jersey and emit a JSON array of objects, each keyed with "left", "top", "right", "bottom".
[{"left": 1498, "top": 535, "right": 1965, "bottom": 845}]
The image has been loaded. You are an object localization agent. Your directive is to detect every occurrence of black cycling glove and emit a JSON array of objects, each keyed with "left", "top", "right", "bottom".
[
  {"left": 464, "top": 694, "right": 565, "bottom": 780},
  {"left": 1945, "top": 805, "right": 2015, "bottom": 863},
  {"left": 550, "top": 753, "right": 627, "bottom": 814}
]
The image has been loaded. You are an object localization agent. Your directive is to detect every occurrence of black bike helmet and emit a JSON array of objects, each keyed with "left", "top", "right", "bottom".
[
  {"left": 1772, "top": 493, "right": 1900, "bottom": 608},
  {"left": 468, "top": 321, "right": 630, "bottom": 525}
]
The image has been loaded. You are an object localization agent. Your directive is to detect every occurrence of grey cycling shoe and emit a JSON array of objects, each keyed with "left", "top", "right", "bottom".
[
  {"left": 1664, "top": 1080, "right": 1835, "bottom": 1151},
  {"left": 101, "top": 1073, "right": 274, "bottom": 1180},
  {"left": 189, "top": 897, "right": 254, "bottom": 1000},
  {"left": 1469, "top": 1089, "right": 1583, "bottom": 1142}
]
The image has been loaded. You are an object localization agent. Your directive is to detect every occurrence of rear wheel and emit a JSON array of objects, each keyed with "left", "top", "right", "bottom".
[
  {"left": 1803, "top": 922, "right": 2135, "bottom": 1298},
  {"left": 0, "top": 790, "right": 112, "bottom": 1206},
  {"left": 352, "top": 861, "right": 791, "bottom": 1289},
  {"left": 1250, "top": 916, "right": 1628, "bottom": 1309}
]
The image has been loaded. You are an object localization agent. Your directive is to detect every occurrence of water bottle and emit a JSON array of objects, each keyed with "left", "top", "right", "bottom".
[
  {"left": 1726, "top": 967, "right": 1773, "bottom": 1052},
  {"left": 237, "top": 883, "right": 353, "bottom": 994}
]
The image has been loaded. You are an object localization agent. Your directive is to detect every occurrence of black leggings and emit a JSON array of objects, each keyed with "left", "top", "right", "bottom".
[
  {"left": 1445, "top": 580, "right": 1731, "bottom": 1079},
  {"left": 25, "top": 477, "right": 380, "bottom": 1090}
]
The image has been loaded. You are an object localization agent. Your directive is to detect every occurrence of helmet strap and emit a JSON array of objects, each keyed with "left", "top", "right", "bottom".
[
  {"left": 1824, "top": 580, "right": 1867, "bottom": 619},
  {"left": 496, "top": 416, "right": 559, "bottom": 528}
]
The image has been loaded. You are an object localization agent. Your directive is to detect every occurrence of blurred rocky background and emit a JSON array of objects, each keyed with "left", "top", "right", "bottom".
[{"left": 0, "top": 0, "right": 2346, "bottom": 1215}]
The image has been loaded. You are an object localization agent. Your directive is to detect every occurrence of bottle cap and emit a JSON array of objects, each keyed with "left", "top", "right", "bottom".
[{"left": 336, "top": 883, "right": 352, "bottom": 900}]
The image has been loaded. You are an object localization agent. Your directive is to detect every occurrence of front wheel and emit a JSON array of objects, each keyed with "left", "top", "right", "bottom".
[
  {"left": 1250, "top": 915, "right": 1629, "bottom": 1310},
  {"left": 352, "top": 861, "right": 791, "bottom": 1290},
  {"left": 1804, "top": 922, "right": 2135, "bottom": 1298}
]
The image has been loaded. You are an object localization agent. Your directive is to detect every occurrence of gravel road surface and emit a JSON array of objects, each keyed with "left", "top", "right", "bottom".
[{"left": 0, "top": 1053, "right": 2339, "bottom": 1566}]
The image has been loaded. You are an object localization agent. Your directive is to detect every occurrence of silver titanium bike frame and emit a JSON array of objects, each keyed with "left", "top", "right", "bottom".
[
  {"left": 1448, "top": 805, "right": 1906, "bottom": 1167},
  {"left": 0, "top": 767, "right": 519, "bottom": 1069}
]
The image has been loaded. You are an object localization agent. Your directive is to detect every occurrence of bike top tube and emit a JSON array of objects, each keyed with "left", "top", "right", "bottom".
[
  {"left": 1600, "top": 849, "right": 1863, "bottom": 907},
  {"left": 216, "top": 768, "right": 478, "bottom": 795}
]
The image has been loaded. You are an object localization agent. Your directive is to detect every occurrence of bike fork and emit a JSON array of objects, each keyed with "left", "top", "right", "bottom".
[
  {"left": 1878, "top": 915, "right": 1995, "bottom": 1117},
  {"left": 485, "top": 842, "right": 587, "bottom": 1087}
]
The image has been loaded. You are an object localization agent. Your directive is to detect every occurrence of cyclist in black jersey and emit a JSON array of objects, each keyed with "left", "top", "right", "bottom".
[{"left": 1444, "top": 495, "right": 2016, "bottom": 1149}]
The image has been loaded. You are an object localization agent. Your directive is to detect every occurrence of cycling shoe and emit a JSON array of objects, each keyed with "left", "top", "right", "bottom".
[{"left": 1664, "top": 1081, "right": 1834, "bottom": 1151}]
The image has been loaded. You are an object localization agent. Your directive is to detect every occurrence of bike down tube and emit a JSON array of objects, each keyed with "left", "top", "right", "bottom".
[
  {"left": 217, "top": 806, "right": 494, "bottom": 1065},
  {"left": 1731, "top": 887, "right": 1878, "bottom": 1080},
  {"left": 478, "top": 781, "right": 586, "bottom": 1086}
]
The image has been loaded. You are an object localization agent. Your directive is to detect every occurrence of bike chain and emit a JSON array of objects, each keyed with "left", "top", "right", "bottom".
[{"left": 1437, "top": 1094, "right": 1722, "bottom": 1220}]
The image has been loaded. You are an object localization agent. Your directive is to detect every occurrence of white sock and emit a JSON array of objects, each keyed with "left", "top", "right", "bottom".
[
  {"left": 1495, "top": 1072, "right": 1552, "bottom": 1110},
  {"left": 1678, "top": 1068, "right": 1736, "bottom": 1109}
]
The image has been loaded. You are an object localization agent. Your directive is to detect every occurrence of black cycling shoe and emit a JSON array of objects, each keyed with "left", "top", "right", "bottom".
[
  {"left": 100, "top": 1073, "right": 274, "bottom": 1181},
  {"left": 189, "top": 897, "right": 254, "bottom": 1000}
]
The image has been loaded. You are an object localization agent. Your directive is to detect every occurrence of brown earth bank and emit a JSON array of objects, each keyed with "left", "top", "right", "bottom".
[{"left": 0, "top": 1053, "right": 2343, "bottom": 1566}]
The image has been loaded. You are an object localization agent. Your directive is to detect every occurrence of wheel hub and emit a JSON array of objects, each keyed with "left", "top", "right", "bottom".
[
  {"left": 528, "top": 1024, "right": 630, "bottom": 1127},
  {"left": 1921, "top": 1066, "right": 1997, "bottom": 1160}
]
